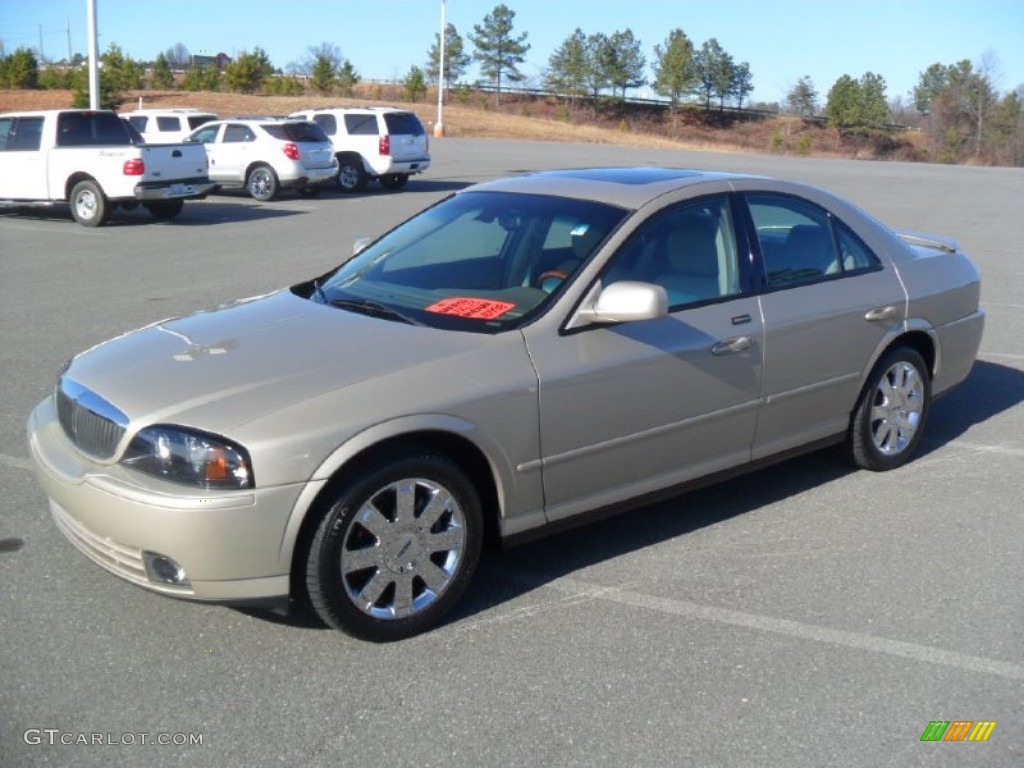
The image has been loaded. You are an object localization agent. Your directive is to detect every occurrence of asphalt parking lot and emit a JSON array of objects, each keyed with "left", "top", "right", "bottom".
[{"left": 1, "top": 139, "right": 1021, "bottom": 767}]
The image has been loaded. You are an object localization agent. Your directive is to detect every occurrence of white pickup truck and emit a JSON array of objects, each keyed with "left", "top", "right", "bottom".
[{"left": 0, "top": 109, "right": 218, "bottom": 226}]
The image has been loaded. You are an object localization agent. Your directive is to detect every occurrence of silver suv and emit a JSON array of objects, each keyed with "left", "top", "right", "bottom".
[
  {"left": 185, "top": 117, "right": 337, "bottom": 201},
  {"left": 288, "top": 107, "right": 430, "bottom": 193}
]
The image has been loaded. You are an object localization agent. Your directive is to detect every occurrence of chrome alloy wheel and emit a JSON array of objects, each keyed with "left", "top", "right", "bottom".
[
  {"left": 74, "top": 188, "right": 98, "bottom": 221},
  {"left": 248, "top": 169, "right": 273, "bottom": 198},
  {"left": 870, "top": 361, "right": 925, "bottom": 456},
  {"left": 340, "top": 477, "right": 466, "bottom": 620}
]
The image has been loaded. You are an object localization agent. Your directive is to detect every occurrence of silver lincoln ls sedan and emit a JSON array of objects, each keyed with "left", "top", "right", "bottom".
[{"left": 28, "top": 168, "right": 985, "bottom": 641}]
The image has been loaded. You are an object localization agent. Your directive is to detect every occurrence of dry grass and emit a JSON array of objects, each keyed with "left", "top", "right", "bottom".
[{"left": 0, "top": 87, "right": 926, "bottom": 161}]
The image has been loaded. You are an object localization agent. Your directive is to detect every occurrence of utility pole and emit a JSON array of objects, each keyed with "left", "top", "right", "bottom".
[
  {"left": 434, "top": 0, "right": 446, "bottom": 138},
  {"left": 87, "top": 0, "right": 99, "bottom": 109},
  {"left": 67, "top": 19, "right": 73, "bottom": 63},
  {"left": 39, "top": 24, "right": 44, "bottom": 62}
]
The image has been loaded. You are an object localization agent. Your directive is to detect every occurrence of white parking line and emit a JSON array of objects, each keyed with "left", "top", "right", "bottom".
[{"left": 527, "top": 574, "right": 1024, "bottom": 682}]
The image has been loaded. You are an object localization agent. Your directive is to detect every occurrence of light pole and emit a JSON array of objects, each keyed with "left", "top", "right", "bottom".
[
  {"left": 86, "top": 0, "right": 99, "bottom": 109},
  {"left": 434, "top": 0, "right": 446, "bottom": 138}
]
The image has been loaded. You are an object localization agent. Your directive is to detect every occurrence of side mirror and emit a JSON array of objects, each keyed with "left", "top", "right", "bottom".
[
  {"left": 352, "top": 237, "right": 373, "bottom": 256},
  {"left": 578, "top": 281, "right": 668, "bottom": 324}
]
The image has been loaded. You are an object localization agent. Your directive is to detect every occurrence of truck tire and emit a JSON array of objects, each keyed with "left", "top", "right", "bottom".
[
  {"left": 69, "top": 180, "right": 109, "bottom": 227},
  {"left": 336, "top": 155, "right": 368, "bottom": 193}
]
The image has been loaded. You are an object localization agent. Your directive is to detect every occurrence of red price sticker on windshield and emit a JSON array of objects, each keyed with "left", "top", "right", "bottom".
[{"left": 426, "top": 297, "right": 516, "bottom": 320}]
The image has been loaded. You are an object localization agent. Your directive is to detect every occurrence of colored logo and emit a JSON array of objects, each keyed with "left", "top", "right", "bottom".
[{"left": 920, "top": 721, "right": 997, "bottom": 742}]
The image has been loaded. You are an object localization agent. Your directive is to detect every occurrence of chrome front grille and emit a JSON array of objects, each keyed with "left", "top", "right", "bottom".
[{"left": 56, "top": 378, "right": 129, "bottom": 460}]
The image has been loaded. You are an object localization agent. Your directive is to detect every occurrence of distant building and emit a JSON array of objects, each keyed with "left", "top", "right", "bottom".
[{"left": 191, "top": 53, "right": 231, "bottom": 70}]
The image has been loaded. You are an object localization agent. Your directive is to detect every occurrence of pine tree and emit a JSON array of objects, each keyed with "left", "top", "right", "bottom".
[
  {"left": 469, "top": 4, "right": 530, "bottom": 107},
  {"left": 652, "top": 29, "right": 696, "bottom": 108}
]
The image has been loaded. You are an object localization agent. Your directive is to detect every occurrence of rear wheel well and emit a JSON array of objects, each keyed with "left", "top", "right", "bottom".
[
  {"left": 289, "top": 431, "right": 501, "bottom": 601},
  {"left": 890, "top": 331, "right": 936, "bottom": 379},
  {"left": 64, "top": 173, "right": 97, "bottom": 200}
]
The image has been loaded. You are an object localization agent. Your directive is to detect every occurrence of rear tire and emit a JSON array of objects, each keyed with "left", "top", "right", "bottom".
[
  {"left": 336, "top": 155, "right": 368, "bottom": 193},
  {"left": 69, "top": 180, "right": 109, "bottom": 227},
  {"left": 247, "top": 164, "right": 279, "bottom": 201},
  {"left": 847, "top": 345, "right": 930, "bottom": 471},
  {"left": 144, "top": 199, "right": 185, "bottom": 220},
  {"left": 305, "top": 453, "right": 483, "bottom": 642}
]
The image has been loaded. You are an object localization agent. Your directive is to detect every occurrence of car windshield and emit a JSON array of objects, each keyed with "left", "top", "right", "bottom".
[{"left": 300, "top": 191, "right": 629, "bottom": 333}]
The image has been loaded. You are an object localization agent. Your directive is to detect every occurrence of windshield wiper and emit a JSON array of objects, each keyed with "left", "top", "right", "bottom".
[{"left": 329, "top": 298, "right": 424, "bottom": 326}]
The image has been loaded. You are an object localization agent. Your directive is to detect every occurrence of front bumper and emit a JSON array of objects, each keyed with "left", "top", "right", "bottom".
[{"left": 28, "top": 396, "right": 302, "bottom": 602}]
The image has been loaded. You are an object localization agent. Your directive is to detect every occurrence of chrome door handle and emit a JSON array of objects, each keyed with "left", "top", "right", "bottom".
[
  {"left": 711, "top": 336, "right": 753, "bottom": 356},
  {"left": 865, "top": 305, "right": 898, "bottom": 322}
]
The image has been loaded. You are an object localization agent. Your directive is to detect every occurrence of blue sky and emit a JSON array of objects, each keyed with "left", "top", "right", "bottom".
[{"left": 3, "top": 0, "right": 1022, "bottom": 104}]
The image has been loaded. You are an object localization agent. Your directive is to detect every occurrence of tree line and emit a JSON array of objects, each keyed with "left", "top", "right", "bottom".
[{"left": 2, "top": 2, "right": 1020, "bottom": 165}]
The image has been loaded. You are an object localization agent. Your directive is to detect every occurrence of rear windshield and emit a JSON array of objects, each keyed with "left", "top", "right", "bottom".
[
  {"left": 261, "top": 122, "right": 328, "bottom": 142},
  {"left": 56, "top": 111, "right": 131, "bottom": 146},
  {"left": 384, "top": 112, "right": 425, "bottom": 136}
]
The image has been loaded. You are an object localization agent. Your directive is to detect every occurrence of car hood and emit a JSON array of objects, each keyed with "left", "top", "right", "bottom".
[{"left": 64, "top": 289, "right": 492, "bottom": 435}]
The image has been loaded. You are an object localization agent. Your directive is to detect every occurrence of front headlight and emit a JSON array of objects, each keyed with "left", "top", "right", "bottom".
[{"left": 122, "top": 425, "right": 254, "bottom": 490}]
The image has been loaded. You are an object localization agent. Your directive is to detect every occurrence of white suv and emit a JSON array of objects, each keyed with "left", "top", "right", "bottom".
[
  {"left": 121, "top": 108, "right": 217, "bottom": 143},
  {"left": 288, "top": 107, "right": 430, "bottom": 193},
  {"left": 185, "top": 118, "right": 338, "bottom": 201}
]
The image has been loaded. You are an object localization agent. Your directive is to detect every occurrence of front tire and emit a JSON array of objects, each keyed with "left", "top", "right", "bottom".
[
  {"left": 144, "top": 199, "right": 184, "bottom": 220},
  {"left": 848, "top": 345, "right": 930, "bottom": 471},
  {"left": 247, "top": 164, "right": 279, "bottom": 201},
  {"left": 336, "top": 155, "right": 368, "bottom": 193},
  {"left": 69, "top": 180, "right": 109, "bottom": 227},
  {"left": 306, "top": 454, "right": 483, "bottom": 641}
]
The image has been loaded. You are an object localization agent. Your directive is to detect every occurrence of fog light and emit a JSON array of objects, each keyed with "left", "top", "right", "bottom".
[{"left": 143, "top": 552, "right": 191, "bottom": 587}]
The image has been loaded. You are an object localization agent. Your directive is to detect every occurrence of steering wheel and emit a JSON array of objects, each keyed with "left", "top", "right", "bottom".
[{"left": 535, "top": 269, "right": 570, "bottom": 292}]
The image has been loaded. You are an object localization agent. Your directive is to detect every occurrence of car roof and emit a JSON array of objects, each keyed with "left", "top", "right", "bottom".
[
  {"left": 121, "top": 108, "right": 215, "bottom": 115},
  {"left": 468, "top": 167, "right": 764, "bottom": 209},
  {"left": 296, "top": 106, "right": 414, "bottom": 115}
]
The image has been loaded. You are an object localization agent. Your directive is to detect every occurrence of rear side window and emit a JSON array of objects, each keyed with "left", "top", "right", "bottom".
[
  {"left": 312, "top": 114, "right": 337, "bottom": 135},
  {"left": 56, "top": 112, "right": 131, "bottom": 146},
  {"left": 383, "top": 112, "right": 425, "bottom": 136},
  {"left": 0, "top": 117, "right": 44, "bottom": 151},
  {"left": 156, "top": 116, "right": 181, "bottom": 132},
  {"left": 344, "top": 114, "right": 379, "bottom": 135},
  {"left": 263, "top": 122, "right": 328, "bottom": 142},
  {"left": 223, "top": 124, "right": 256, "bottom": 142},
  {"left": 746, "top": 194, "right": 839, "bottom": 288}
]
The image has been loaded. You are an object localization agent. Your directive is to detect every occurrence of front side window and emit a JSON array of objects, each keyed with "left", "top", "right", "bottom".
[
  {"left": 304, "top": 191, "right": 628, "bottom": 333},
  {"left": 602, "top": 195, "right": 742, "bottom": 308},
  {"left": 190, "top": 124, "right": 220, "bottom": 144},
  {"left": 187, "top": 115, "right": 214, "bottom": 130},
  {"left": 127, "top": 116, "right": 148, "bottom": 131},
  {"left": 0, "top": 117, "right": 43, "bottom": 151}
]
